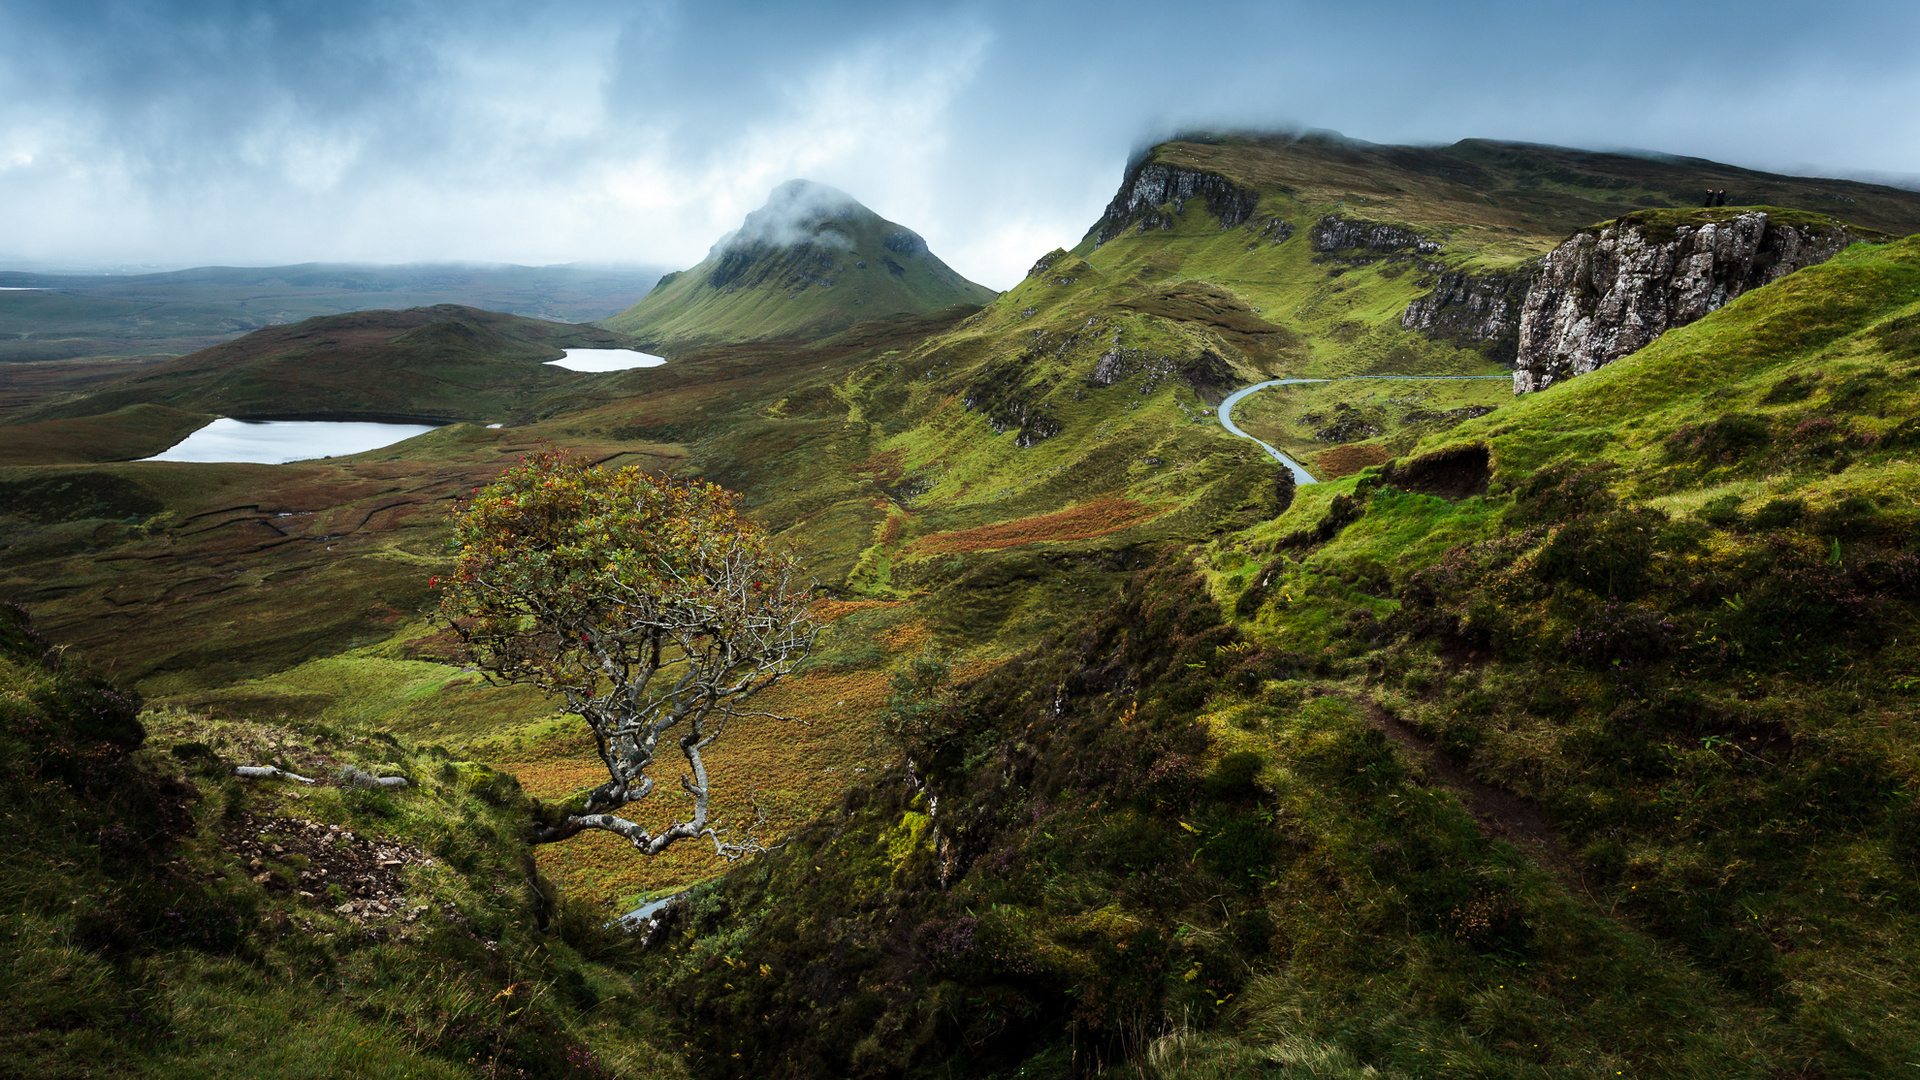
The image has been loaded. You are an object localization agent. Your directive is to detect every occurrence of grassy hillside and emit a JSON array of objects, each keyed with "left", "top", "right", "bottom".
[
  {"left": 640, "top": 231, "right": 1920, "bottom": 1080},
  {"left": 1147, "top": 132, "right": 1920, "bottom": 239},
  {"left": 0, "top": 305, "right": 998, "bottom": 909},
  {"left": 5, "top": 134, "right": 1920, "bottom": 1078},
  {"left": 0, "top": 403, "right": 215, "bottom": 466},
  {"left": 0, "top": 601, "right": 689, "bottom": 1078},
  {"left": 602, "top": 180, "right": 996, "bottom": 352},
  {"left": 22, "top": 305, "right": 649, "bottom": 425},
  {"left": 6, "top": 134, "right": 1910, "bottom": 907}
]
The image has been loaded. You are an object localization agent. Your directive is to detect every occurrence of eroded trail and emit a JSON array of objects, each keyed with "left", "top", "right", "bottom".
[{"left": 1362, "top": 699, "right": 1599, "bottom": 902}]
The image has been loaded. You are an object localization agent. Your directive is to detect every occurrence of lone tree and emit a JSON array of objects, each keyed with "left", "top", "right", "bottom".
[{"left": 439, "top": 449, "right": 817, "bottom": 858}]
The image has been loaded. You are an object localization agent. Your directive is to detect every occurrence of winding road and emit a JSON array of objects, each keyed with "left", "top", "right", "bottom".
[{"left": 1216, "top": 375, "right": 1512, "bottom": 485}]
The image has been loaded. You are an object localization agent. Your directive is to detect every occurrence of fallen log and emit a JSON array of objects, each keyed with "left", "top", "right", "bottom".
[{"left": 235, "top": 765, "right": 317, "bottom": 784}]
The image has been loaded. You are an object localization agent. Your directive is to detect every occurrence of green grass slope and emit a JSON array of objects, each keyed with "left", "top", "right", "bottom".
[
  {"left": 0, "top": 603, "right": 687, "bottom": 1079},
  {"left": 7, "top": 133, "right": 1920, "bottom": 1079},
  {"left": 2, "top": 129, "right": 1880, "bottom": 891},
  {"left": 752, "top": 130, "right": 1918, "bottom": 584},
  {"left": 0, "top": 403, "right": 215, "bottom": 465},
  {"left": 602, "top": 180, "right": 996, "bottom": 352},
  {"left": 683, "top": 134, "right": 1555, "bottom": 623},
  {"left": 13, "top": 133, "right": 1894, "bottom": 719},
  {"left": 640, "top": 233, "right": 1920, "bottom": 1079},
  {"left": 21, "top": 304, "right": 648, "bottom": 425},
  {"left": 1148, "top": 131, "right": 1920, "bottom": 239}
]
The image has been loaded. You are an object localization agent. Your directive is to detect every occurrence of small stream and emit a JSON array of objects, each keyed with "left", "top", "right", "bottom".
[{"left": 1216, "top": 375, "right": 1512, "bottom": 485}]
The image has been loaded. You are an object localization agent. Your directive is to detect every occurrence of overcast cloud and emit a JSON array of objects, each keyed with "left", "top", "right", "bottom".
[{"left": 3, "top": 0, "right": 1916, "bottom": 289}]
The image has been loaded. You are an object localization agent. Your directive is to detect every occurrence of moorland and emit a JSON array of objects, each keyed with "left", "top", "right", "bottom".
[
  {"left": 6, "top": 132, "right": 1920, "bottom": 1079},
  {"left": 0, "top": 262, "right": 666, "bottom": 427}
]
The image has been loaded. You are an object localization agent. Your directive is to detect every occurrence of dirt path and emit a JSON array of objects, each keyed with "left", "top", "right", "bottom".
[{"left": 1362, "top": 699, "right": 1600, "bottom": 902}]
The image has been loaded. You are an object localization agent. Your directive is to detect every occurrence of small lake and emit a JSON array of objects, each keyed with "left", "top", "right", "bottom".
[
  {"left": 142, "top": 418, "right": 440, "bottom": 464},
  {"left": 545, "top": 348, "right": 667, "bottom": 372}
]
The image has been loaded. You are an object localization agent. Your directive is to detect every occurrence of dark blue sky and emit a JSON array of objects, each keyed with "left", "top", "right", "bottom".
[{"left": 3, "top": 0, "right": 1915, "bottom": 286}]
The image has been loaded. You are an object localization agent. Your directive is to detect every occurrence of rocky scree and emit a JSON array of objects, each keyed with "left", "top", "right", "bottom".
[{"left": 1310, "top": 216, "right": 1441, "bottom": 255}]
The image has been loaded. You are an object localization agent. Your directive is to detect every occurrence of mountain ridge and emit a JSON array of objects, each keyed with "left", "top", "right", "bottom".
[
  {"left": 24, "top": 304, "right": 645, "bottom": 427},
  {"left": 0, "top": 261, "right": 667, "bottom": 365}
]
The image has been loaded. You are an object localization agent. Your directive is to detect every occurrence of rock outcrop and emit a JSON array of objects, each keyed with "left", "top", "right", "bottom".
[
  {"left": 963, "top": 360, "right": 1061, "bottom": 448},
  {"left": 1094, "top": 163, "right": 1260, "bottom": 245},
  {"left": 1513, "top": 209, "right": 1868, "bottom": 393},
  {"left": 1400, "top": 265, "right": 1538, "bottom": 364},
  {"left": 1246, "top": 217, "right": 1295, "bottom": 247},
  {"left": 1025, "top": 249, "right": 1094, "bottom": 287},
  {"left": 1310, "top": 216, "right": 1441, "bottom": 255}
]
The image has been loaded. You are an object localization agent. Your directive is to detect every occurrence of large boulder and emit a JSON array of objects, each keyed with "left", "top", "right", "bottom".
[{"left": 1513, "top": 209, "right": 1872, "bottom": 393}]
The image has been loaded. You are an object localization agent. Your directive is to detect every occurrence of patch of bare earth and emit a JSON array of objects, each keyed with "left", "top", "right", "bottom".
[
  {"left": 225, "top": 811, "right": 437, "bottom": 926},
  {"left": 1363, "top": 700, "right": 1597, "bottom": 901},
  {"left": 1379, "top": 442, "right": 1491, "bottom": 500},
  {"left": 1314, "top": 443, "right": 1391, "bottom": 479}
]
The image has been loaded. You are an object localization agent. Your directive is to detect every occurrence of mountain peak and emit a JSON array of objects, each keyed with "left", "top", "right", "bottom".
[
  {"left": 719, "top": 179, "right": 871, "bottom": 255},
  {"left": 602, "top": 180, "right": 993, "bottom": 352}
]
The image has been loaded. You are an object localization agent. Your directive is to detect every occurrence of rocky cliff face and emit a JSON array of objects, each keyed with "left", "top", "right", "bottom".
[
  {"left": 1094, "top": 163, "right": 1260, "bottom": 245},
  {"left": 1400, "top": 266, "right": 1537, "bottom": 364},
  {"left": 1513, "top": 209, "right": 1865, "bottom": 393},
  {"left": 1310, "top": 216, "right": 1441, "bottom": 255}
]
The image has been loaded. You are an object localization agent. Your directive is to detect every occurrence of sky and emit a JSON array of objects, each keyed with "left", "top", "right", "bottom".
[{"left": 3, "top": 0, "right": 1917, "bottom": 290}]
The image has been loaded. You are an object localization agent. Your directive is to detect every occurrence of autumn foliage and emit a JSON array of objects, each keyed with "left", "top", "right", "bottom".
[
  {"left": 910, "top": 498, "right": 1161, "bottom": 556},
  {"left": 438, "top": 448, "right": 816, "bottom": 858}
]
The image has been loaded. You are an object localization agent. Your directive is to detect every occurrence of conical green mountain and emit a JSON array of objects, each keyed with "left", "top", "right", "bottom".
[{"left": 601, "top": 179, "right": 996, "bottom": 352}]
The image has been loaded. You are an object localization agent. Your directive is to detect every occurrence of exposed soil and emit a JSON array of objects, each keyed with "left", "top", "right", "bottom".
[
  {"left": 1314, "top": 442, "right": 1392, "bottom": 479},
  {"left": 1381, "top": 442, "right": 1491, "bottom": 500},
  {"left": 1362, "top": 700, "right": 1596, "bottom": 901},
  {"left": 224, "top": 810, "right": 437, "bottom": 924},
  {"left": 1433, "top": 631, "right": 1493, "bottom": 671}
]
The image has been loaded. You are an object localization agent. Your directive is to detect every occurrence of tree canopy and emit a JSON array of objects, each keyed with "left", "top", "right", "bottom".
[{"left": 439, "top": 449, "right": 816, "bottom": 857}]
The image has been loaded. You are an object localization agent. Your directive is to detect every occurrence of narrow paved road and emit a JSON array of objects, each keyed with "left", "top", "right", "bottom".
[{"left": 1217, "top": 375, "right": 1511, "bottom": 485}]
